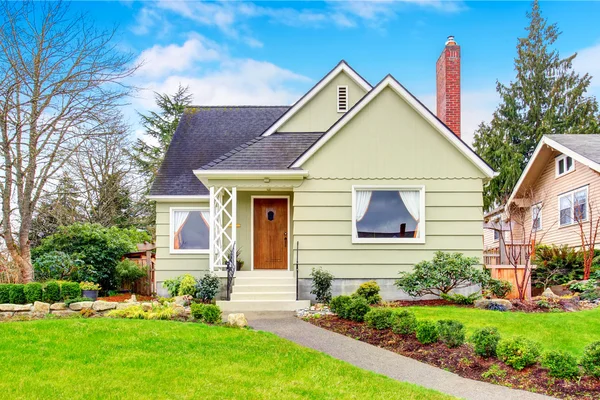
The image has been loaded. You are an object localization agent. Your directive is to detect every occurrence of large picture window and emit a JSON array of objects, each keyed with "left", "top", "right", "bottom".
[
  {"left": 352, "top": 186, "right": 425, "bottom": 243},
  {"left": 170, "top": 208, "right": 210, "bottom": 253},
  {"left": 558, "top": 187, "right": 588, "bottom": 227}
]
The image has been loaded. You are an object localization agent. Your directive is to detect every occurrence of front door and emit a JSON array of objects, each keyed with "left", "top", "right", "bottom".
[{"left": 253, "top": 198, "right": 288, "bottom": 269}]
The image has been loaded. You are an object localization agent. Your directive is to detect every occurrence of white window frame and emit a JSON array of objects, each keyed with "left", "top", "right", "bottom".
[
  {"left": 557, "top": 186, "right": 588, "bottom": 228},
  {"left": 531, "top": 203, "right": 542, "bottom": 232},
  {"left": 351, "top": 185, "right": 426, "bottom": 244},
  {"left": 337, "top": 85, "right": 348, "bottom": 113},
  {"left": 170, "top": 206, "right": 211, "bottom": 254},
  {"left": 555, "top": 154, "right": 575, "bottom": 178}
]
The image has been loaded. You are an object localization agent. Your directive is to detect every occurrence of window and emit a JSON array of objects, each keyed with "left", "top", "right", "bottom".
[
  {"left": 558, "top": 187, "right": 588, "bottom": 227},
  {"left": 170, "top": 208, "right": 210, "bottom": 253},
  {"left": 337, "top": 85, "right": 348, "bottom": 113},
  {"left": 531, "top": 203, "right": 542, "bottom": 232},
  {"left": 352, "top": 186, "right": 425, "bottom": 243},
  {"left": 556, "top": 154, "right": 574, "bottom": 177},
  {"left": 493, "top": 229, "right": 500, "bottom": 241}
]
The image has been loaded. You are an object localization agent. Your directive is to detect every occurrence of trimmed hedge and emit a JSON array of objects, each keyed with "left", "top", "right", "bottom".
[
  {"left": 60, "top": 282, "right": 82, "bottom": 300},
  {"left": 416, "top": 321, "right": 439, "bottom": 344},
  {"left": 191, "top": 303, "right": 222, "bottom": 324},
  {"left": 24, "top": 282, "right": 43, "bottom": 303},
  {"left": 43, "top": 281, "right": 62, "bottom": 303},
  {"left": 470, "top": 327, "right": 501, "bottom": 358},
  {"left": 390, "top": 310, "right": 417, "bottom": 335},
  {"left": 364, "top": 308, "right": 393, "bottom": 330},
  {"left": 0, "top": 284, "right": 11, "bottom": 303},
  {"left": 497, "top": 337, "right": 540, "bottom": 370},
  {"left": 9, "top": 284, "right": 26, "bottom": 304}
]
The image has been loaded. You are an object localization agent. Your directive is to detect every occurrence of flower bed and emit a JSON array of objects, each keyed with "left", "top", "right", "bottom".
[{"left": 307, "top": 315, "right": 600, "bottom": 399}]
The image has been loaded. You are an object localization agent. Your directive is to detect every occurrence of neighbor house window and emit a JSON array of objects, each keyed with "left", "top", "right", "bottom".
[
  {"left": 556, "top": 154, "right": 574, "bottom": 177},
  {"left": 493, "top": 229, "right": 500, "bottom": 241},
  {"left": 352, "top": 186, "right": 425, "bottom": 243},
  {"left": 170, "top": 208, "right": 210, "bottom": 253},
  {"left": 531, "top": 203, "right": 542, "bottom": 232},
  {"left": 558, "top": 187, "right": 588, "bottom": 227}
]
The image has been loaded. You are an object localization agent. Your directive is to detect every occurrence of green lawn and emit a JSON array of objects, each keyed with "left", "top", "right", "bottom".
[
  {"left": 0, "top": 319, "right": 453, "bottom": 400},
  {"left": 391, "top": 306, "right": 600, "bottom": 357}
]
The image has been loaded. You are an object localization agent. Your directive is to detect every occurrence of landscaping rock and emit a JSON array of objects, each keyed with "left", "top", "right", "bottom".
[
  {"left": 0, "top": 312, "right": 13, "bottom": 320},
  {"left": 11, "top": 312, "right": 32, "bottom": 320},
  {"left": 227, "top": 313, "right": 248, "bottom": 327},
  {"left": 0, "top": 304, "right": 32, "bottom": 312},
  {"left": 69, "top": 301, "right": 94, "bottom": 311},
  {"left": 33, "top": 301, "right": 50, "bottom": 315},
  {"left": 51, "top": 310, "right": 77, "bottom": 317},
  {"left": 92, "top": 301, "right": 116, "bottom": 311},
  {"left": 170, "top": 304, "right": 185, "bottom": 315},
  {"left": 50, "top": 303, "right": 67, "bottom": 310},
  {"left": 541, "top": 288, "right": 559, "bottom": 299},
  {"left": 474, "top": 299, "right": 513, "bottom": 310},
  {"left": 126, "top": 294, "right": 137, "bottom": 303},
  {"left": 174, "top": 296, "right": 191, "bottom": 306},
  {"left": 141, "top": 302, "right": 152, "bottom": 312},
  {"left": 116, "top": 302, "right": 138, "bottom": 310}
]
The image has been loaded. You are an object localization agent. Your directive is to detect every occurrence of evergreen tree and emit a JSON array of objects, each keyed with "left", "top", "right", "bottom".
[{"left": 474, "top": 0, "right": 599, "bottom": 209}]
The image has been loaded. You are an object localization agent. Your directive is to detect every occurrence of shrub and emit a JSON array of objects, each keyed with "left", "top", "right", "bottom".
[
  {"left": 107, "top": 305, "right": 147, "bottom": 319},
  {"left": 541, "top": 350, "right": 580, "bottom": 379},
  {"left": 191, "top": 303, "right": 206, "bottom": 320},
  {"left": 470, "top": 327, "right": 501, "bottom": 357},
  {"left": 115, "top": 259, "right": 146, "bottom": 289},
  {"left": 197, "top": 274, "right": 220, "bottom": 302},
  {"left": 80, "top": 308, "right": 95, "bottom": 318},
  {"left": 355, "top": 281, "right": 382, "bottom": 305},
  {"left": 580, "top": 289, "right": 600, "bottom": 301},
  {"left": 440, "top": 292, "right": 480, "bottom": 305},
  {"left": 201, "top": 304, "right": 222, "bottom": 324},
  {"left": 61, "top": 282, "right": 82, "bottom": 300},
  {"left": 32, "top": 251, "right": 94, "bottom": 283},
  {"left": 481, "top": 364, "right": 507, "bottom": 382},
  {"left": 24, "top": 282, "right": 43, "bottom": 303},
  {"left": 486, "top": 303, "right": 508, "bottom": 312},
  {"left": 437, "top": 320, "right": 466, "bottom": 348},
  {"left": 9, "top": 284, "right": 26, "bottom": 304},
  {"left": 163, "top": 276, "right": 182, "bottom": 297},
  {"left": 0, "top": 284, "right": 11, "bottom": 303},
  {"left": 310, "top": 267, "right": 334, "bottom": 303},
  {"left": 147, "top": 305, "right": 176, "bottom": 320},
  {"left": 329, "top": 295, "right": 351, "bottom": 319},
  {"left": 416, "top": 321, "right": 439, "bottom": 344},
  {"left": 483, "top": 279, "right": 513, "bottom": 299},
  {"left": 346, "top": 296, "right": 370, "bottom": 322},
  {"left": 570, "top": 280, "right": 596, "bottom": 293},
  {"left": 390, "top": 310, "right": 417, "bottom": 335},
  {"left": 533, "top": 245, "right": 584, "bottom": 289},
  {"left": 364, "top": 308, "right": 393, "bottom": 330},
  {"left": 178, "top": 274, "right": 197, "bottom": 296},
  {"left": 43, "top": 281, "right": 62, "bottom": 303},
  {"left": 64, "top": 297, "right": 93, "bottom": 306},
  {"left": 496, "top": 337, "right": 541, "bottom": 370},
  {"left": 581, "top": 341, "right": 600, "bottom": 378},
  {"left": 80, "top": 281, "right": 101, "bottom": 291},
  {"left": 395, "top": 252, "right": 488, "bottom": 297}
]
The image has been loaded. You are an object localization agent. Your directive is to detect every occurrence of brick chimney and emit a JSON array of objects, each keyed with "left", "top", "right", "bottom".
[{"left": 436, "top": 35, "right": 461, "bottom": 137}]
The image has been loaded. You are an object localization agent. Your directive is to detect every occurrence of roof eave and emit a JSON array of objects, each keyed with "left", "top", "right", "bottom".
[{"left": 193, "top": 169, "right": 309, "bottom": 181}]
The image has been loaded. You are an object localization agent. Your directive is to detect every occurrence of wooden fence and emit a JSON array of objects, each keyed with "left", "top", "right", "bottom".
[
  {"left": 122, "top": 243, "right": 156, "bottom": 296},
  {"left": 485, "top": 264, "right": 532, "bottom": 300}
]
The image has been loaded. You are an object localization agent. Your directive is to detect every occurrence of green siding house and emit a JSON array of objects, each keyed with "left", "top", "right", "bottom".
[{"left": 149, "top": 50, "right": 495, "bottom": 311}]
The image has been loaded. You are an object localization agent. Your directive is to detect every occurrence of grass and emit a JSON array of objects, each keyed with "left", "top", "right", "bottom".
[
  {"left": 390, "top": 306, "right": 600, "bottom": 357},
  {"left": 0, "top": 318, "right": 454, "bottom": 400}
]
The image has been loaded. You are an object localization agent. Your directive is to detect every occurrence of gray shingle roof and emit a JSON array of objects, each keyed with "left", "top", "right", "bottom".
[
  {"left": 149, "top": 106, "right": 289, "bottom": 196},
  {"left": 199, "top": 132, "right": 325, "bottom": 170},
  {"left": 546, "top": 134, "right": 600, "bottom": 164}
]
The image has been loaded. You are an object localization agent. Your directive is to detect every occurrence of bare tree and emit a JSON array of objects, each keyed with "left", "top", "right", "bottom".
[
  {"left": 0, "top": 1, "right": 137, "bottom": 282},
  {"left": 574, "top": 199, "right": 600, "bottom": 280}
]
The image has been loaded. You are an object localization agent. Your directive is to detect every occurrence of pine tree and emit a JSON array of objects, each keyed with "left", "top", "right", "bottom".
[{"left": 474, "top": 0, "right": 599, "bottom": 209}]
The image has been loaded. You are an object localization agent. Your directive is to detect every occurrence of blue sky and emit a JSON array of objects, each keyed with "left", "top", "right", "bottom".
[{"left": 74, "top": 1, "right": 600, "bottom": 145}]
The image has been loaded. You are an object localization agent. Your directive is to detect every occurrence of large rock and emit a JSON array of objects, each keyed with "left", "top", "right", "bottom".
[
  {"left": 33, "top": 301, "right": 50, "bottom": 315},
  {"left": 227, "top": 313, "right": 248, "bottom": 327},
  {"left": 51, "top": 310, "right": 77, "bottom": 317},
  {"left": 69, "top": 301, "right": 94, "bottom": 311},
  {"left": 174, "top": 296, "right": 191, "bottom": 306},
  {"left": 141, "top": 302, "right": 153, "bottom": 312},
  {"left": 474, "top": 299, "right": 513, "bottom": 310},
  {"left": 170, "top": 303, "right": 185, "bottom": 315},
  {"left": 92, "top": 301, "right": 116, "bottom": 311},
  {"left": 0, "top": 304, "right": 32, "bottom": 312},
  {"left": 50, "top": 303, "right": 67, "bottom": 310},
  {"left": 541, "top": 288, "right": 560, "bottom": 299},
  {"left": 116, "top": 302, "right": 138, "bottom": 310},
  {"left": 0, "top": 311, "right": 13, "bottom": 320}
]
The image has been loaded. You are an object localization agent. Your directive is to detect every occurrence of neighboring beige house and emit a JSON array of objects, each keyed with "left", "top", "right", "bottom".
[{"left": 149, "top": 39, "right": 495, "bottom": 311}]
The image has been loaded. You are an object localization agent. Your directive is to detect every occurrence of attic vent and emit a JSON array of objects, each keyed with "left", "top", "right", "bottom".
[{"left": 337, "top": 85, "right": 348, "bottom": 113}]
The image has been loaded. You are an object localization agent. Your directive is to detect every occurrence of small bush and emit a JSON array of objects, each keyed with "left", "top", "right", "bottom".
[
  {"left": 541, "top": 350, "right": 580, "bottom": 379},
  {"left": 437, "top": 320, "right": 466, "bottom": 348},
  {"left": 107, "top": 305, "right": 147, "bottom": 319},
  {"left": 310, "top": 267, "right": 334, "bottom": 303},
  {"left": 115, "top": 259, "right": 146, "bottom": 289},
  {"left": 163, "top": 276, "right": 183, "bottom": 297},
  {"left": 191, "top": 303, "right": 205, "bottom": 320},
  {"left": 481, "top": 364, "right": 507, "bottom": 382},
  {"left": 43, "top": 281, "right": 62, "bottom": 303},
  {"left": 201, "top": 304, "right": 222, "bottom": 324},
  {"left": 355, "top": 281, "right": 382, "bottom": 305},
  {"left": 24, "top": 282, "right": 43, "bottom": 303},
  {"left": 416, "top": 321, "right": 439, "bottom": 344},
  {"left": 497, "top": 337, "right": 541, "bottom": 370},
  {"left": 440, "top": 292, "right": 480, "bottom": 305},
  {"left": 9, "top": 284, "right": 26, "bottom": 304},
  {"left": 470, "top": 327, "right": 501, "bottom": 358},
  {"left": 61, "top": 282, "right": 82, "bottom": 300},
  {"left": 64, "top": 297, "right": 93, "bottom": 306},
  {"left": 346, "top": 296, "right": 370, "bottom": 322},
  {"left": 147, "top": 305, "right": 176, "bottom": 320},
  {"left": 364, "top": 308, "right": 393, "bottom": 330},
  {"left": 80, "top": 308, "right": 95, "bottom": 318},
  {"left": 486, "top": 303, "right": 507, "bottom": 312},
  {"left": 178, "top": 274, "right": 197, "bottom": 296},
  {"left": 484, "top": 279, "right": 513, "bottom": 299},
  {"left": 390, "top": 310, "right": 417, "bottom": 335},
  {"left": 581, "top": 341, "right": 600, "bottom": 378},
  {"left": 197, "top": 274, "right": 220, "bottom": 302},
  {"left": 329, "top": 295, "right": 351, "bottom": 318},
  {"left": 0, "top": 284, "right": 12, "bottom": 303},
  {"left": 580, "top": 289, "right": 600, "bottom": 301}
]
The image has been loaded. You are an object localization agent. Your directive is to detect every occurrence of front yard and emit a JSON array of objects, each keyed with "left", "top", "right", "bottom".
[{"left": 0, "top": 319, "right": 453, "bottom": 400}]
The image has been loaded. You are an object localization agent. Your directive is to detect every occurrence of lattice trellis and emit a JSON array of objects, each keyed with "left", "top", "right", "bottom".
[{"left": 209, "top": 186, "right": 237, "bottom": 271}]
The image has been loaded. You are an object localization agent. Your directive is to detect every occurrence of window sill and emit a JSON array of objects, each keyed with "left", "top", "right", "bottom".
[
  {"left": 352, "top": 237, "right": 425, "bottom": 244},
  {"left": 169, "top": 249, "right": 210, "bottom": 255},
  {"left": 558, "top": 220, "right": 587, "bottom": 229},
  {"left": 555, "top": 169, "right": 575, "bottom": 179}
]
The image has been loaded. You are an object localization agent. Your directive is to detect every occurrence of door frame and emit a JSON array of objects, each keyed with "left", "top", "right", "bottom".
[{"left": 250, "top": 195, "right": 291, "bottom": 271}]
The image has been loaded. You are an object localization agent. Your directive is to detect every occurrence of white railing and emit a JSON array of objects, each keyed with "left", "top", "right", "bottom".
[{"left": 210, "top": 186, "right": 237, "bottom": 272}]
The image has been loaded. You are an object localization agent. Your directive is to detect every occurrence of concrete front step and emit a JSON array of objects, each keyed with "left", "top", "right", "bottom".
[
  {"left": 234, "top": 277, "right": 295, "bottom": 286},
  {"left": 236, "top": 270, "right": 294, "bottom": 278},
  {"left": 217, "top": 299, "right": 310, "bottom": 312},
  {"left": 232, "top": 284, "right": 296, "bottom": 293},
  {"left": 230, "top": 292, "right": 296, "bottom": 301}
]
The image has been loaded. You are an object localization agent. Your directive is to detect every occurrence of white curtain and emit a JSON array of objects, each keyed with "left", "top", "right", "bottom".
[
  {"left": 173, "top": 211, "right": 190, "bottom": 233},
  {"left": 399, "top": 191, "right": 421, "bottom": 235},
  {"left": 200, "top": 210, "right": 211, "bottom": 228},
  {"left": 355, "top": 190, "right": 372, "bottom": 222}
]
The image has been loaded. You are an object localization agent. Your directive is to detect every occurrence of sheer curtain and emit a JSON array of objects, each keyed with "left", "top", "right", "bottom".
[
  {"left": 355, "top": 190, "right": 372, "bottom": 222},
  {"left": 399, "top": 191, "right": 421, "bottom": 237},
  {"left": 200, "top": 210, "right": 211, "bottom": 228},
  {"left": 173, "top": 211, "right": 190, "bottom": 249}
]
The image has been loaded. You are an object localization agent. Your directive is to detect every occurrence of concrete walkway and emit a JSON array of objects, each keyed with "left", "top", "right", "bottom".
[{"left": 246, "top": 312, "right": 555, "bottom": 400}]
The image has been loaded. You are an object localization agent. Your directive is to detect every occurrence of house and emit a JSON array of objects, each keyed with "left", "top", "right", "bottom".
[{"left": 148, "top": 37, "right": 495, "bottom": 311}]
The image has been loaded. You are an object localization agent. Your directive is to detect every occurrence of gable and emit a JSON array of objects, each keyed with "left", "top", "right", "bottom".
[
  {"left": 301, "top": 86, "right": 488, "bottom": 179},
  {"left": 278, "top": 70, "right": 369, "bottom": 133}
]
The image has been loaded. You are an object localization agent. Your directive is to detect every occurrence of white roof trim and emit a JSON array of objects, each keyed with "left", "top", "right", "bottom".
[
  {"left": 261, "top": 61, "right": 371, "bottom": 137},
  {"left": 147, "top": 195, "right": 209, "bottom": 202},
  {"left": 193, "top": 169, "right": 309, "bottom": 180},
  {"left": 290, "top": 75, "right": 496, "bottom": 178},
  {"left": 507, "top": 135, "right": 600, "bottom": 205}
]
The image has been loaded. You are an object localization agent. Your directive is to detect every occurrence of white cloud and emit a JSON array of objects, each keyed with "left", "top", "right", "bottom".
[{"left": 573, "top": 41, "right": 600, "bottom": 91}]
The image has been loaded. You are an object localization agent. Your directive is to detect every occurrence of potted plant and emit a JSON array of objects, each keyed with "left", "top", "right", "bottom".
[{"left": 80, "top": 281, "right": 101, "bottom": 301}]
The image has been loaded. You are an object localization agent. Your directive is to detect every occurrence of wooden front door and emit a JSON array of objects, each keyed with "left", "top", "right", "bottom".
[{"left": 253, "top": 198, "right": 288, "bottom": 269}]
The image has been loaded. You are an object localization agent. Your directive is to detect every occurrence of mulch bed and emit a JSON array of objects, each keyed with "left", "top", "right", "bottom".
[
  {"left": 307, "top": 315, "right": 600, "bottom": 400},
  {"left": 98, "top": 294, "right": 154, "bottom": 303}
]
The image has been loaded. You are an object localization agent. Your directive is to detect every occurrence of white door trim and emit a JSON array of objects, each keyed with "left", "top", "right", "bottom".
[{"left": 250, "top": 195, "right": 291, "bottom": 271}]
